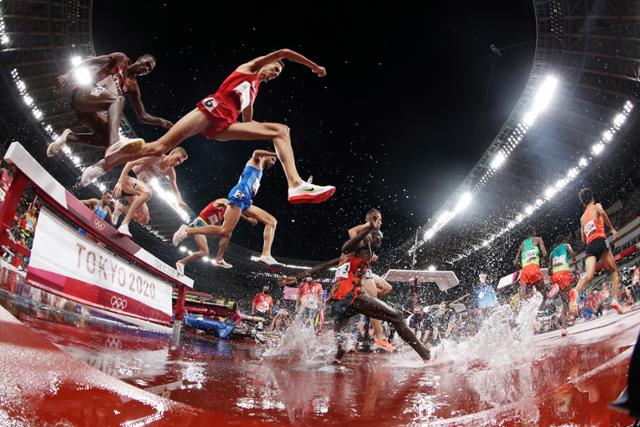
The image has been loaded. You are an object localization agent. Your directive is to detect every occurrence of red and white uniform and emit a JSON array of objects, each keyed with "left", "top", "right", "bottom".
[
  {"left": 198, "top": 202, "right": 226, "bottom": 225},
  {"left": 330, "top": 254, "right": 370, "bottom": 303},
  {"left": 92, "top": 57, "right": 137, "bottom": 96},
  {"left": 197, "top": 71, "right": 261, "bottom": 140},
  {"left": 298, "top": 281, "right": 323, "bottom": 309},
  {"left": 252, "top": 292, "right": 272, "bottom": 314}
]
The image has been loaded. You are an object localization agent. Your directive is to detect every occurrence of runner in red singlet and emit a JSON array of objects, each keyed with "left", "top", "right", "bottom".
[
  {"left": 112, "top": 147, "right": 188, "bottom": 237},
  {"left": 304, "top": 213, "right": 430, "bottom": 362},
  {"left": 49, "top": 52, "right": 172, "bottom": 158},
  {"left": 569, "top": 188, "right": 622, "bottom": 314},
  {"left": 174, "top": 198, "right": 258, "bottom": 275},
  {"left": 82, "top": 49, "right": 335, "bottom": 204}
]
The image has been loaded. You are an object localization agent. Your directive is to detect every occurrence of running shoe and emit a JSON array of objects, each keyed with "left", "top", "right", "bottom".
[
  {"left": 176, "top": 262, "right": 185, "bottom": 275},
  {"left": 378, "top": 339, "right": 397, "bottom": 352},
  {"left": 80, "top": 160, "right": 106, "bottom": 187},
  {"left": 105, "top": 137, "right": 145, "bottom": 157},
  {"left": 112, "top": 201, "right": 124, "bottom": 225},
  {"left": 213, "top": 259, "right": 233, "bottom": 269},
  {"left": 117, "top": 223, "right": 132, "bottom": 238},
  {"left": 371, "top": 339, "right": 391, "bottom": 352},
  {"left": 47, "top": 129, "right": 71, "bottom": 157},
  {"left": 256, "top": 255, "right": 284, "bottom": 271},
  {"left": 568, "top": 288, "right": 578, "bottom": 314},
  {"left": 172, "top": 224, "right": 188, "bottom": 247},
  {"left": 287, "top": 177, "right": 336, "bottom": 204},
  {"left": 548, "top": 283, "right": 559, "bottom": 299},
  {"left": 610, "top": 300, "right": 624, "bottom": 315},
  {"left": 560, "top": 328, "right": 567, "bottom": 337}
]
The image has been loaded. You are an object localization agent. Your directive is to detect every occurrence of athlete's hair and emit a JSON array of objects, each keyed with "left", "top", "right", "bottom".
[
  {"left": 274, "top": 59, "right": 285, "bottom": 69},
  {"left": 526, "top": 226, "right": 536, "bottom": 236},
  {"left": 171, "top": 147, "right": 188, "bottom": 159},
  {"left": 103, "top": 190, "right": 113, "bottom": 196},
  {"left": 579, "top": 187, "right": 594, "bottom": 206},
  {"left": 365, "top": 208, "right": 381, "bottom": 220},
  {"left": 555, "top": 234, "right": 565, "bottom": 244}
]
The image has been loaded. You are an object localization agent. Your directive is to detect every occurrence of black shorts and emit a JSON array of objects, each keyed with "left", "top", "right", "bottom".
[
  {"left": 327, "top": 291, "right": 359, "bottom": 324},
  {"left": 585, "top": 237, "right": 609, "bottom": 259}
]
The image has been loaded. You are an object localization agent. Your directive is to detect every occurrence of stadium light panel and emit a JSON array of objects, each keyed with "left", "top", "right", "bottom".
[
  {"left": 454, "top": 192, "right": 472, "bottom": 213},
  {"left": 592, "top": 143, "right": 604, "bottom": 156},
  {"left": 578, "top": 157, "right": 588, "bottom": 167},
  {"left": 490, "top": 151, "right": 506, "bottom": 170}
]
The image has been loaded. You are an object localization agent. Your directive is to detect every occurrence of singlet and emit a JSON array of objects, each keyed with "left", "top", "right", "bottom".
[
  {"left": 550, "top": 243, "right": 571, "bottom": 274},
  {"left": 132, "top": 155, "right": 170, "bottom": 183},
  {"left": 213, "top": 71, "right": 261, "bottom": 115},
  {"left": 521, "top": 237, "right": 540, "bottom": 267},
  {"left": 333, "top": 254, "right": 370, "bottom": 285},
  {"left": 237, "top": 165, "right": 263, "bottom": 197},
  {"left": 581, "top": 204, "right": 606, "bottom": 244},
  {"left": 198, "top": 202, "right": 226, "bottom": 225},
  {"left": 93, "top": 57, "right": 137, "bottom": 96},
  {"left": 298, "top": 282, "right": 323, "bottom": 308},
  {"left": 94, "top": 203, "right": 109, "bottom": 221}
]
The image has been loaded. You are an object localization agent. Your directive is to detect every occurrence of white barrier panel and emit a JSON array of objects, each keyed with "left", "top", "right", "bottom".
[
  {"left": 497, "top": 268, "right": 551, "bottom": 289},
  {"left": 382, "top": 269, "right": 459, "bottom": 291},
  {"left": 26, "top": 209, "right": 173, "bottom": 324}
]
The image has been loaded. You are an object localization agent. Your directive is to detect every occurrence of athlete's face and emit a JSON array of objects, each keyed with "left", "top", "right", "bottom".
[
  {"left": 260, "top": 62, "right": 283, "bottom": 81},
  {"left": 370, "top": 230, "right": 383, "bottom": 250},
  {"left": 102, "top": 192, "right": 113, "bottom": 204},
  {"left": 134, "top": 57, "right": 156, "bottom": 76},
  {"left": 262, "top": 156, "right": 277, "bottom": 169},
  {"left": 167, "top": 151, "right": 187, "bottom": 167}
]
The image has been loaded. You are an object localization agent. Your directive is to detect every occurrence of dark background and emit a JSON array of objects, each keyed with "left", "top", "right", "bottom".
[{"left": 92, "top": 0, "right": 535, "bottom": 261}]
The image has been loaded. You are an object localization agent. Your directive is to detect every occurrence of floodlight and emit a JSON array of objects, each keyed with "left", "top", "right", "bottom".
[
  {"left": 592, "top": 143, "right": 604, "bottom": 156},
  {"left": 578, "top": 157, "right": 588, "bottom": 167},
  {"left": 455, "top": 192, "right": 472, "bottom": 213},
  {"left": 602, "top": 130, "right": 613, "bottom": 142},
  {"left": 490, "top": 151, "right": 506, "bottom": 170},
  {"left": 613, "top": 113, "right": 626, "bottom": 128}
]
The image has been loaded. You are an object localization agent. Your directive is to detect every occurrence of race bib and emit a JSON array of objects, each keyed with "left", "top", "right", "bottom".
[
  {"left": 90, "top": 86, "right": 106, "bottom": 97},
  {"left": 525, "top": 249, "right": 538, "bottom": 262},
  {"left": 334, "top": 262, "right": 350, "bottom": 281},
  {"left": 233, "top": 190, "right": 245, "bottom": 201},
  {"left": 201, "top": 97, "right": 218, "bottom": 112},
  {"left": 584, "top": 220, "right": 596, "bottom": 237},
  {"left": 552, "top": 255, "right": 566, "bottom": 267}
]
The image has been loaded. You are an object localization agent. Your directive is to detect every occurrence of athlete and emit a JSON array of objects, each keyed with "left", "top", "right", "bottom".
[
  {"left": 307, "top": 213, "right": 430, "bottom": 362},
  {"left": 347, "top": 209, "right": 395, "bottom": 351},
  {"left": 547, "top": 235, "right": 579, "bottom": 335},
  {"left": 112, "top": 147, "right": 188, "bottom": 237},
  {"left": 569, "top": 188, "right": 623, "bottom": 314},
  {"left": 81, "top": 48, "right": 335, "bottom": 204},
  {"left": 49, "top": 52, "right": 172, "bottom": 158},
  {"left": 514, "top": 226, "right": 548, "bottom": 308},
  {"left": 172, "top": 150, "right": 282, "bottom": 269},
  {"left": 296, "top": 276, "right": 325, "bottom": 330},
  {"left": 78, "top": 191, "right": 113, "bottom": 236},
  {"left": 174, "top": 198, "right": 258, "bottom": 275}
]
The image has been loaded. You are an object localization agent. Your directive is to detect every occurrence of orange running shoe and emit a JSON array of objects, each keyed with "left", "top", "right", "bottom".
[{"left": 610, "top": 300, "right": 624, "bottom": 315}]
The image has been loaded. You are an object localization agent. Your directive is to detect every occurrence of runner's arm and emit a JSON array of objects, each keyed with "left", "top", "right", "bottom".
[
  {"left": 597, "top": 203, "right": 618, "bottom": 240},
  {"left": 248, "top": 49, "right": 326, "bottom": 76},
  {"left": 114, "top": 158, "right": 149, "bottom": 196},
  {"left": 538, "top": 238, "right": 548, "bottom": 261},
  {"left": 242, "top": 103, "right": 253, "bottom": 123},
  {"left": 342, "top": 223, "right": 374, "bottom": 254},
  {"left": 80, "top": 198, "right": 98, "bottom": 210},
  {"left": 128, "top": 86, "right": 173, "bottom": 129},
  {"left": 252, "top": 149, "right": 277, "bottom": 159},
  {"left": 55, "top": 52, "right": 127, "bottom": 91},
  {"left": 303, "top": 257, "right": 341, "bottom": 279},
  {"left": 514, "top": 243, "right": 523, "bottom": 267},
  {"left": 348, "top": 223, "right": 369, "bottom": 239},
  {"left": 580, "top": 218, "right": 587, "bottom": 244},
  {"left": 166, "top": 168, "right": 187, "bottom": 209}
]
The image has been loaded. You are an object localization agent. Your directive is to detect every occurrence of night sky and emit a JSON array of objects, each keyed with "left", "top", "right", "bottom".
[{"left": 92, "top": 0, "right": 535, "bottom": 261}]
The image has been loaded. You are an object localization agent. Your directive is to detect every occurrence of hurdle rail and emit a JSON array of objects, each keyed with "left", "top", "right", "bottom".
[{"left": 0, "top": 142, "right": 193, "bottom": 342}]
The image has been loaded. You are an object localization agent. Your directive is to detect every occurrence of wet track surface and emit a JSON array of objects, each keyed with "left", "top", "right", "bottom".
[{"left": 2, "top": 281, "right": 636, "bottom": 426}]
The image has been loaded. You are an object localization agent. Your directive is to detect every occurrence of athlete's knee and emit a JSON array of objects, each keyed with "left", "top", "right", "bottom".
[
  {"left": 141, "top": 189, "right": 153, "bottom": 200},
  {"left": 266, "top": 216, "right": 277, "bottom": 228},
  {"left": 111, "top": 94, "right": 125, "bottom": 106},
  {"left": 268, "top": 123, "right": 290, "bottom": 139},
  {"left": 198, "top": 247, "right": 210, "bottom": 257},
  {"left": 220, "top": 229, "right": 233, "bottom": 240}
]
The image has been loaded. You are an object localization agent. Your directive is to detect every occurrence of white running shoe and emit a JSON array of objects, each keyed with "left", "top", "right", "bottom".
[
  {"left": 288, "top": 177, "right": 336, "bottom": 204},
  {"left": 105, "top": 137, "right": 145, "bottom": 157},
  {"left": 112, "top": 201, "right": 124, "bottom": 225},
  {"left": 176, "top": 262, "right": 185, "bottom": 275},
  {"left": 117, "top": 223, "right": 132, "bottom": 238},
  {"left": 256, "top": 255, "right": 284, "bottom": 271},
  {"left": 172, "top": 224, "right": 188, "bottom": 247},
  {"left": 213, "top": 259, "right": 233, "bottom": 269},
  {"left": 80, "top": 160, "right": 106, "bottom": 187},
  {"left": 47, "top": 129, "right": 71, "bottom": 158}
]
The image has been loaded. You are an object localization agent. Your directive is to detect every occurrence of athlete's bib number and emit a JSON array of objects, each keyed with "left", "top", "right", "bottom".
[
  {"left": 552, "top": 255, "right": 566, "bottom": 267},
  {"left": 584, "top": 220, "right": 597, "bottom": 237},
  {"left": 334, "top": 262, "right": 350, "bottom": 281},
  {"left": 525, "top": 249, "right": 538, "bottom": 262},
  {"left": 234, "top": 81, "right": 252, "bottom": 112}
]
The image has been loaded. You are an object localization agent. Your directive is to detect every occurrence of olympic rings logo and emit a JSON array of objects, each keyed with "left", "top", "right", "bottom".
[
  {"left": 94, "top": 219, "right": 106, "bottom": 231},
  {"left": 105, "top": 336, "right": 122, "bottom": 350},
  {"left": 110, "top": 296, "right": 128, "bottom": 311}
]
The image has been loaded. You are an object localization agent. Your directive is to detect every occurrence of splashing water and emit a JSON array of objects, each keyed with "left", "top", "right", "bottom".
[
  {"left": 435, "top": 294, "right": 546, "bottom": 410},
  {"left": 261, "top": 314, "right": 337, "bottom": 366}
]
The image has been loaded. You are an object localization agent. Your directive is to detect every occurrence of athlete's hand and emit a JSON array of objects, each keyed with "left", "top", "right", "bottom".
[
  {"left": 371, "top": 254, "right": 379, "bottom": 263},
  {"left": 312, "top": 66, "right": 326, "bottom": 77},
  {"left": 54, "top": 74, "right": 69, "bottom": 93},
  {"left": 368, "top": 214, "right": 382, "bottom": 230},
  {"left": 158, "top": 118, "right": 173, "bottom": 129},
  {"left": 113, "top": 182, "right": 123, "bottom": 198},
  {"left": 612, "top": 229, "right": 619, "bottom": 241}
]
